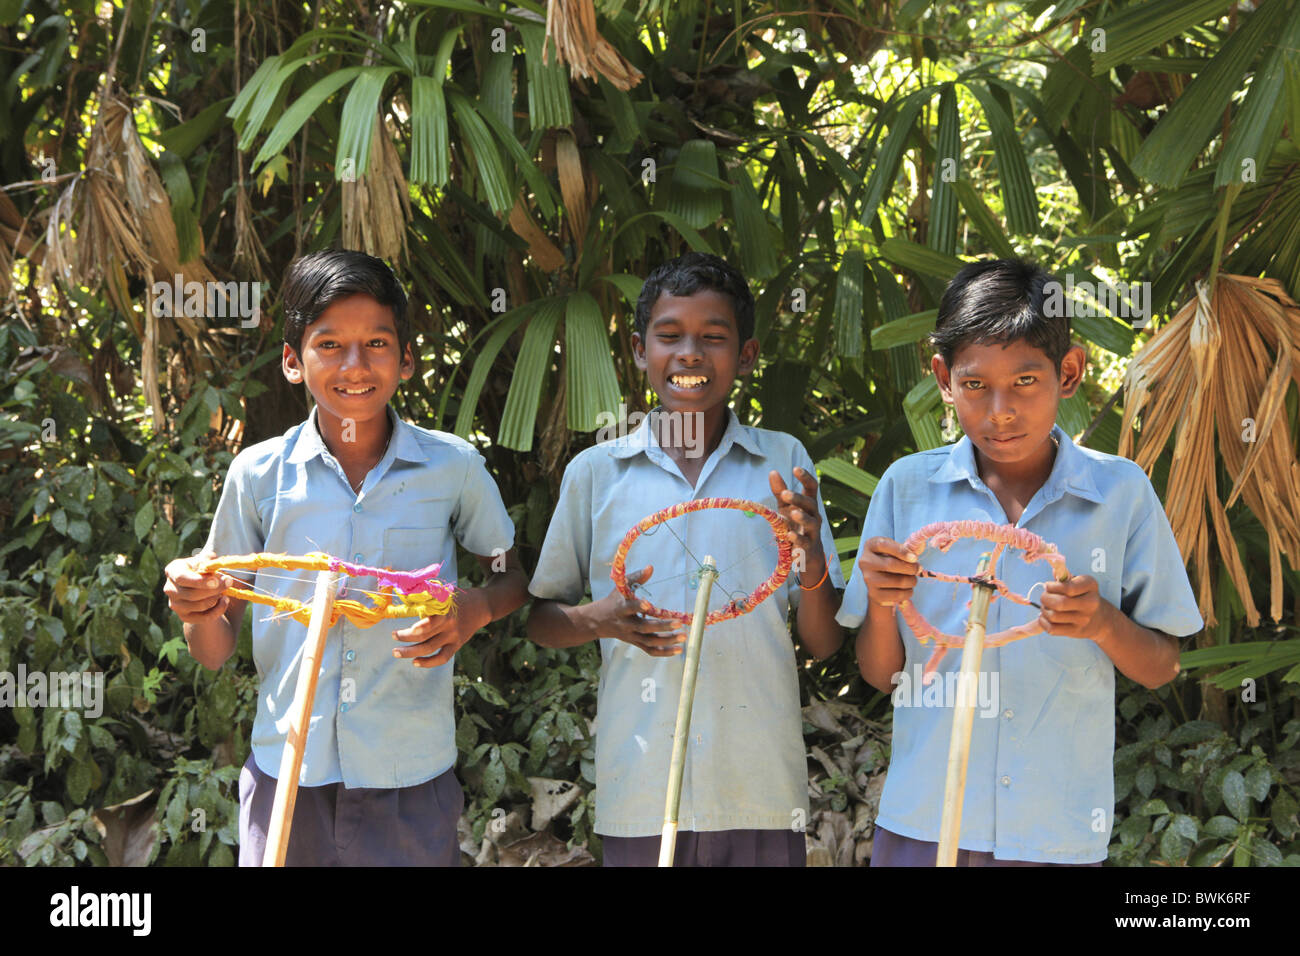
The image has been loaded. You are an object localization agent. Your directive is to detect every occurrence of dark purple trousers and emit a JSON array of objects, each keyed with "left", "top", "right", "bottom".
[
  {"left": 602, "top": 829, "right": 806, "bottom": 867},
  {"left": 238, "top": 753, "right": 463, "bottom": 866},
  {"left": 870, "top": 826, "right": 1104, "bottom": 867}
]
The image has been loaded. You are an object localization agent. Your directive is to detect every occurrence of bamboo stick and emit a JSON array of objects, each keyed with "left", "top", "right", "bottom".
[
  {"left": 936, "top": 554, "right": 994, "bottom": 867},
  {"left": 263, "top": 569, "right": 336, "bottom": 867},
  {"left": 658, "top": 556, "right": 718, "bottom": 868}
]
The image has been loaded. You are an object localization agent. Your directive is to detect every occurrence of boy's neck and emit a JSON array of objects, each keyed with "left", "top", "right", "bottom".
[
  {"left": 653, "top": 403, "right": 730, "bottom": 467},
  {"left": 315, "top": 406, "right": 394, "bottom": 467}
]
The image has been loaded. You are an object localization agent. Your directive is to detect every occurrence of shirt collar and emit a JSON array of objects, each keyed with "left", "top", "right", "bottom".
[
  {"left": 928, "top": 424, "right": 1103, "bottom": 503},
  {"left": 606, "top": 407, "right": 762, "bottom": 460},
  {"left": 286, "top": 406, "right": 427, "bottom": 465}
]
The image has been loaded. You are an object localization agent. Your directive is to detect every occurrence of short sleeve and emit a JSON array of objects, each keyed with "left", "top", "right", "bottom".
[
  {"left": 835, "top": 464, "right": 898, "bottom": 629},
  {"left": 202, "top": 452, "right": 266, "bottom": 583},
  {"left": 787, "top": 441, "right": 847, "bottom": 609},
  {"left": 450, "top": 446, "right": 516, "bottom": 558},
  {"left": 1120, "top": 479, "right": 1204, "bottom": 637},
  {"left": 528, "top": 455, "right": 594, "bottom": 606}
]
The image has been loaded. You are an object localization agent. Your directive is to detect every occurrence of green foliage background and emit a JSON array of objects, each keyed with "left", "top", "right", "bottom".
[{"left": 1, "top": 0, "right": 1298, "bottom": 865}]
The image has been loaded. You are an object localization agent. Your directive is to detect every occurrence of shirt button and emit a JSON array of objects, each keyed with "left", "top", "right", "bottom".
[
  {"left": 353, "top": 503, "right": 362, "bottom": 513},
  {"left": 1000, "top": 775, "right": 1011, "bottom": 787},
  {"left": 345, "top": 650, "right": 356, "bottom": 662},
  {"left": 1003, "top": 709, "right": 1014, "bottom": 719},
  {"left": 354, "top": 553, "right": 363, "bottom": 562},
  {"left": 340, "top": 702, "right": 350, "bottom": 713}
]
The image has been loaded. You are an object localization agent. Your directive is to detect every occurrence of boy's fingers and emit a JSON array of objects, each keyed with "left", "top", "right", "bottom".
[
  {"left": 394, "top": 615, "right": 453, "bottom": 642},
  {"left": 793, "top": 466, "right": 819, "bottom": 496},
  {"left": 635, "top": 630, "right": 687, "bottom": 647},
  {"left": 169, "top": 567, "right": 222, "bottom": 590},
  {"left": 863, "top": 554, "right": 920, "bottom": 577},
  {"left": 868, "top": 537, "right": 918, "bottom": 564},
  {"left": 782, "top": 495, "right": 817, "bottom": 520},
  {"left": 1045, "top": 576, "right": 1092, "bottom": 597},
  {"left": 394, "top": 630, "right": 457, "bottom": 658},
  {"left": 172, "top": 594, "right": 229, "bottom": 621},
  {"left": 632, "top": 616, "right": 684, "bottom": 634},
  {"left": 634, "top": 639, "right": 684, "bottom": 658},
  {"left": 768, "top": 470, "right": 789, "bottom": 498},
  {"left": 168, "top": 589, "right": 226, "bottom": 613}
]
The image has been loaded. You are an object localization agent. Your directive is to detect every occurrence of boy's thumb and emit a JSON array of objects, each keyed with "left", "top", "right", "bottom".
[{"left": 637, "top": 564, "right": 654, "bottom": 582}]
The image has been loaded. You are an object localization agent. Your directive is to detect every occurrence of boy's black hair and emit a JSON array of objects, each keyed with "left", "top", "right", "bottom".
[
  {"left": 930, "top": 258, "right": 1070, "bottom": 370},
  {"left": 281, "top": 250, "right": 410, "bottom": 356},
  {"left": 634, "top": 252, "right": 755, "bottom": 343}
]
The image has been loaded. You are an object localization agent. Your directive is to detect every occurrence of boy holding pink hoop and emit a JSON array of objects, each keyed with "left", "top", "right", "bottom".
[
  {"left": 528, "top": 253, "right": 845, "bottom": 866},
  {"left": 840, "top": 258, "right": 1202, "bottom": 865}
]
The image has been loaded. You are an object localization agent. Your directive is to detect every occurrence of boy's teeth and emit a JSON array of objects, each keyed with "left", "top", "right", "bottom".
[{"left": 671, "top": 375, "right": 708, "bottom": 387}]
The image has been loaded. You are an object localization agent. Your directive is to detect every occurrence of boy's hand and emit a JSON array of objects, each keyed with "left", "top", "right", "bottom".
[
  {"left": 769, "top": 467, "right": 826, "bottom": 575},
  {"left": 1037, "top": 575, "right": 1116, "bottom": 641},
  {"left": 392, "top": 588, "right": 493, "bottom": 668},
  {"left": 163, "top": 553, "right": 235, "bottom": 624},
  {"left": 584, "top": 565, "right": 687, "bottom": 658},
  {"left": 858, "top": 538, "right": 920, "bottom": 608}
]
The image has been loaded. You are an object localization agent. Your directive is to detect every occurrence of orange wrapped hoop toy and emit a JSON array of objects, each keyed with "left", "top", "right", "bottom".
[
  {"left": 195, "top": 551, "right": 456, "bottom": 628},
  {"left": 610, "top": 498, "right": 793, "bottom": 625},
  {"left": 897, "top": 521, "right": 1070, "bottom": 680}
]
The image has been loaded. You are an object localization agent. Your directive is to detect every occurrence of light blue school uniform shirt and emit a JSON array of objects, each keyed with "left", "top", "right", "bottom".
[
  {"left": 529, "top": 410, "right": 845, "bottom": 837},
  {"left": 836, "top": 425, "right": 1202, "bottom": 862},
  {"left": 204, "top": 406, "right": 515, "bottom": 788}
]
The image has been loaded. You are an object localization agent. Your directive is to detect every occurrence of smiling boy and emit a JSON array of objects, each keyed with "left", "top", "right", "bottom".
[
  {"left": 163, "top": 250, "right": 527, "bottom": 866},
  {"left": 527, "top": 253, "right": 845, "bottom": 866},
  {"left": 839, "top": 258, "right": 1202, "bottom": 865}
]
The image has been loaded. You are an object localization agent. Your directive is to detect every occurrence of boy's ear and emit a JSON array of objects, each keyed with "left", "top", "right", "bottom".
[
  {"left": 631, "top": 332, "right": 647, "bottom": 370},
  {"left": 400, "top": 342, "right": 415, "bottom": 380},
  {"left": 282, "top": 343, "right": 303, "bottom": 384},
  {"left": 931, "top": 353, "right": 954, "bottom": 403},
  {"left": 737, "top": 337, "right": 759, "bottom": 375},
  {"left": 1058, "top": 344, "right": 1087, "bottom": 397}
]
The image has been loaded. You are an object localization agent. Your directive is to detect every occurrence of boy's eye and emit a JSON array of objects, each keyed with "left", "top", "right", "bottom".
[
  {"left": 657, "top": 334, "right": 679, "bottom": 341},
  {"left": 1016, "top": 375, "right": 1037, "bottom": 386},
  {"left": 962, "top": 380, "right": 984, "bottom": 390}
]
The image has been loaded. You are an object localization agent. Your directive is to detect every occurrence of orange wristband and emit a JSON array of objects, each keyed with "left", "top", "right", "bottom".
[{"left": 799, "top": 563, "right": 829, "bottom": 591}]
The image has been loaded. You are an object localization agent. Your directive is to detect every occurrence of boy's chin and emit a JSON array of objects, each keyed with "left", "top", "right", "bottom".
[{"left": 311, "top": 390, "right": 394, "bottom": 420}]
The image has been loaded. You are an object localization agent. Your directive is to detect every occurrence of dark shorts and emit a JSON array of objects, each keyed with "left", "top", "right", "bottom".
[
  {"left": 602, "top": 829, "right": 806, "bottom": 867},
  {"left": 870, "top": 826, "right": 1104, "bottom": 867},
  {"left": 238, "top": 753, "right": 464, "bottom": 866}
]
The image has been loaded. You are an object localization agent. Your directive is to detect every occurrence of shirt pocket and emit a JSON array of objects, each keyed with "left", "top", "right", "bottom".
[
  {"left": 390, "top": 489, "right": 456, "bottom": 533},
  {"left": 1035, "top": 633, "right": 1108, "bottom": 693}
]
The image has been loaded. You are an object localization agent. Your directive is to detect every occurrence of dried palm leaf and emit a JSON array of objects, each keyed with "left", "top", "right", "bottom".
[
  {"left": 342, "top": 113, "right": 410, "bottom": 263},
  {"left": 554, "top": 131, "right": 589, "bottom": 252},
  {"left": 508, "top": 199, "right": 566, "bottom": 272},
  {"left": 37, "top": 88, "right": 228, "bottom": 429},
  {"left": 1120, "top": 274, "right": 1300, "bottom": 627},
  {"left": 543, "top": 0, "right": 643, "bottom": 92}
]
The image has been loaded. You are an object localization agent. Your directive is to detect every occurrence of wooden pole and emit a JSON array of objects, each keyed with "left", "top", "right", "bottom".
[
  {"left": 936, "top": 553, "right": 995, "bottom": 867},
  {"left": 263, "top": 568, "right": 336, "bottom": 867},
  {"left": 658, "top": 556, "right": 718, "bottom": 868}
]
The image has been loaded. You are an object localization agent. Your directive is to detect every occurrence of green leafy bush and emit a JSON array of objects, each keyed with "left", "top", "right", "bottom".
[
  {"left": 1110, "top": 675, "right": 1300, "bottom": 866},
  {"left": 0, "top": 321, "right": 256, "bottom": 866}
]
